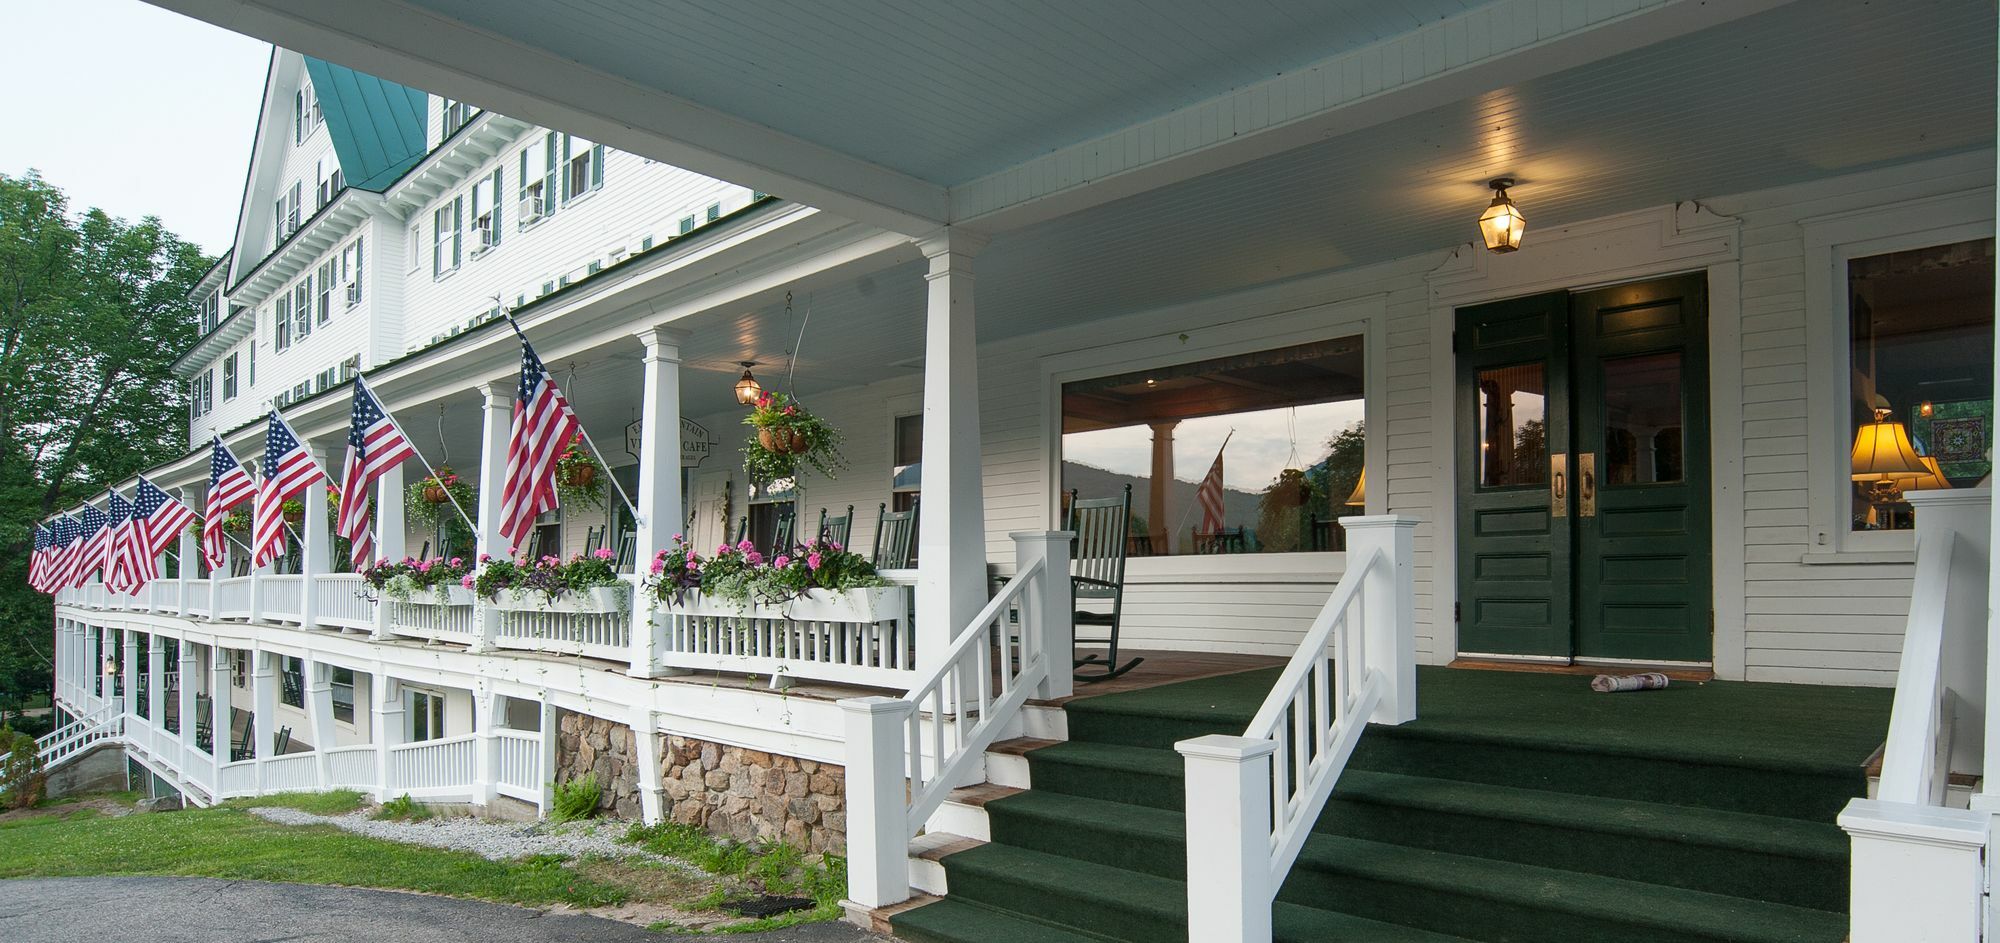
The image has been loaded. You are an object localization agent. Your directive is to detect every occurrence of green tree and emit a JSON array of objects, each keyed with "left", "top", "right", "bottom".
[{"left": 0, "top": 171, "right": 210, "bottom": 718}]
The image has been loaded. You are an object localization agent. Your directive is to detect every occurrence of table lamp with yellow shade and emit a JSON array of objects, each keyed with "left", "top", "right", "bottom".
[
  {"left": 1345, "top": 470, "right": 1365, "bottom": 508},
  {"left": 1851, "top": 397, "right": 1932, "bottom": 527}
]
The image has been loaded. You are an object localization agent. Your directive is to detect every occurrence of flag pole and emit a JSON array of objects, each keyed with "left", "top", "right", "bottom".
[
  {"left": 359, "top": 375, "right": 480, "bottom": 554},
  {"left": 504, "top": 318, "right": 642, "bottom": 524},
  {"left": 1168, "top": 429, "right": 1235, "bottom": 545}
]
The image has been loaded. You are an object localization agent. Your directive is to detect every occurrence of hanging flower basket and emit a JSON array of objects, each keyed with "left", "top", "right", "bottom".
[
  {"left": 758, "top": 427, "right": 811, "bottom": 454},
  {"left": 221, "top": 507, "right": 251, "bottom": 534},
  {"left": 554, "top": 434, "right": 605, "bottom": 509},
  {"left": 743, "top": 391, "right": 844, "bottom": 483},
  {"left": 406, "top": 467, "right": 477, "bottom": 537},
  {"left": 281, "top": 499, "right": 305, "bottom": 527}
]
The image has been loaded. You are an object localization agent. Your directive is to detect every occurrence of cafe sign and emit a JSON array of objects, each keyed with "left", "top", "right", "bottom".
[{"left": 624, "top": 417, "right": 712, "bottom": 468}]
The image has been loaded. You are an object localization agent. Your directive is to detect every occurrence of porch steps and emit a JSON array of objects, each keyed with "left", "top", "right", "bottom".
[{"left": 890, "top": 665, "right": 1882, "bottom": 943}]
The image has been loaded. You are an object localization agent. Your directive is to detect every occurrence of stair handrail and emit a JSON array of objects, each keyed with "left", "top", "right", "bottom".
[
  {"left": 1177, "top": 514, "right": 1417, "bottom": 943},
  {"left": 1875, "top": 526, "right": 1956, "bottom": 805},
  {"left": 1243, "top": 543, "right": 1386, "bottom": 881},
  {"left": 0, "top": 702, "right": 120, "bottom": 782},
  {"left": 840, "top": 530, "right": 1075, "bottom": 911}
]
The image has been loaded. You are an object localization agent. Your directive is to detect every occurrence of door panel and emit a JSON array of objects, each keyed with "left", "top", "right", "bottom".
[
  {"left": 1455, "top": 292, "right": 1571, "bottom": 657},
  {"left": 1571, "top": 274, "right": 1710, "bottom": 661}
]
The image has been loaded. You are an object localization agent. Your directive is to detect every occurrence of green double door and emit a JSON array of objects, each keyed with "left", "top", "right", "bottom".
[{"left": 1455, "top": 273, "right": 1712, "bottom": 663}]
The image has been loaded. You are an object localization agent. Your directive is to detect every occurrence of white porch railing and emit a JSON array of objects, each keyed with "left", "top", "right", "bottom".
[
  {"left": 652, "top": 581, "right": 917, "bottom": 688},
  {"left": 493, "top": 729, "right": 542, "bottom": 802},
  {"left": 314, "top": 574, "right": 373, "bottom": 630},
  {"left": 214, "top": 576, "right": 253, "bottom": 620},
  {"left": 260, "top": 752, "right": 320, "bottom": 792},
  {"left": 218, "top": 759, "right": 256, "bottom": 796},
  {"left": 263, "top": 575, "right": 304, "bottom": 624},
  {"left": 388, "top": 600, "right": 477, "bottom": 642},
  {"left": 186, "top": 580, "right": 213, "bottom": 618},
  {"left": 842, "top": 531, "right": 1074, "bottom": 909},
  {"left": 386, "top": 734, "right": 477, "bottom": 799},
  {"left": 494, "top": 602, "right": 632, "bottom": 661},
  {"left": 325, "top": 745, "right": 379, "bottom": 788},
  {"left": 151, "top": 581, "right": 184, "bottom": 614},
  {"left": 1177, "top": 516, "right": 1417, "bottom": 943},
  {"left": 1841, "top": 489, "right": 1992, "bottom": 942}
]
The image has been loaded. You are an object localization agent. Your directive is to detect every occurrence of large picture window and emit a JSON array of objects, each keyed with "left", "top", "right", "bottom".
[
  {"left": 1061, "top": 337, "right": 1365, "bottom": 556},
  {"left": 1848, "top": 237, "right": 1994, "bottom": 531}
]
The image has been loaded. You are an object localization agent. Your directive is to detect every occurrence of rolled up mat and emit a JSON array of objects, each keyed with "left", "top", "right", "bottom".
[{"left": 1591, "top": 672, "right": 1669, "bottom": 693}]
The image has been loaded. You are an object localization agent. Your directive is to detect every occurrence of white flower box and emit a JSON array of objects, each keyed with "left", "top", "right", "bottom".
[
  {"left": 661, "top": 585, "right": 906, "bottom": 624},
  {"left": 490, "top": 583, "right": 628, "bottom": 614},
  {"left": 431, "top": 585, "right": 475, "bottom": 607}
]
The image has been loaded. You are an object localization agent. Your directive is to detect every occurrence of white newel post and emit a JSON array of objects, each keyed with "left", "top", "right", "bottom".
[
  {"left": 1179, "top": 735, "right": 1279, "bottom": 943},
  {"left": 251, "top": 649, "right": 277, "bottom": 791},
  {"left": 1841, "top": 489, "right": 1991, "bottom": 942},
  {"left": 630, "top": 326, "right": 687, "bottom": 678},
  {"left": 304, "top": 656, "right": 336, "bottom": 788},
  {"left": 472, "top": 381, "right": 510, "bottom": 653},
  {"left": 210, "top": 646, "right": 233, "bottom": 784},
  {"left": 472, "top": 684, "right": 497, "bottom": 807},
  {"left": 839, "top": 695, "right": 917, "bottom": 911},
  {"left": 373, "top": 670, "right": 403, "bottom": 801},
  {"left": 372, "top": 464, "right": 405, "bottom": 640},
  {"left": 1338, "top": 515, "right": 1420, "bottom": 725},
  {"left": 178, "top": 488, "right": 199, "bottom": 617},
  {"left": 300, "top": 448, "right": 331, "bottom": 630},
  {"left": 177, "top": 642, "right": 199, "bottom": 765},
  {"left": 913, "top": 229, "right": 990, "bottom": 675},
  {"left": 631, "top": 706, "right": 665, "bottom": 823},
  {"left": 1012, "top": 531, "right": 1076, "bottom": 701},
  {"left": 536, "top": 698, "right": 559, "bottom": 816}
]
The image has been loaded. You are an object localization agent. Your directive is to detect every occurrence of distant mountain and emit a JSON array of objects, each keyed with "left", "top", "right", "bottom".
[{"left": 1060, "top": 461, "right": 1263, "bottom": 535}]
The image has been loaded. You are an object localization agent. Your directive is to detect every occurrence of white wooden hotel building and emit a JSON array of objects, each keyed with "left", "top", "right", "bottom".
[{"left": 25, "top": 2, "right": 2000, "bottom": 939}]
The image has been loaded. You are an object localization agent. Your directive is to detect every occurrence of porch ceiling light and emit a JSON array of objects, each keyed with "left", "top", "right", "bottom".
[
  {"left": 1479, "top": 178, "right": 1526, "bottom": 253},
  {"left": 733, "top": 362, "right": 763, "bottom": 405}
]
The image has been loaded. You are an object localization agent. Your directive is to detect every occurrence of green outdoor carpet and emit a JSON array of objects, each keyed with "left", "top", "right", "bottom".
[{"left": 892, "top": 665, "right": 1892, "bottom": 943}]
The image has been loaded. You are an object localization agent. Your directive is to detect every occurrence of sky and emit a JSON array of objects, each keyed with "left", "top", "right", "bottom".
[
  {"left": 1064, "top": 400, "right": 1365, "bottom": 493},
  {"left": 0, "top": 0, "right": 269, "bottom": 255}
]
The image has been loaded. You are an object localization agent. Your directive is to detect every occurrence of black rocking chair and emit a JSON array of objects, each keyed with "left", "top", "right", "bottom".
[
  {"left": 817, "top": 505, "right": 855, "bottom": 546},
  {"left": 872, "top": 501, "right": 919, "bottom": 569},
  {"left": 1067, "top": 485, "right": 1142, "bottom": 681}
]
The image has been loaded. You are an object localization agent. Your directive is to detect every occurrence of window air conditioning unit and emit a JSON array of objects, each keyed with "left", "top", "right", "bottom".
[
  {"left": 518, "top": 193, "right": 544, "bottom": 224},
  {"left": 474, "top": 218, "right": 498, "bottom": 251},
  {"left": 344, "top": 282, "right": 362, "bottom": 306}
]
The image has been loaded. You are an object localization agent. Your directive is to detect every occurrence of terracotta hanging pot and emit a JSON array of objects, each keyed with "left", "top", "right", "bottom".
[
  {"left": 423, "top": 482, "right": 450, "bottom": 504},
  {"left": 283, "top": 507, "right": 305, "bottom": 527},
  {"left": 560, "top": 463, "right": 597, "bottom": 489},
  {"left": 759, "top": 427, "right": 808, "bottom": 454}
]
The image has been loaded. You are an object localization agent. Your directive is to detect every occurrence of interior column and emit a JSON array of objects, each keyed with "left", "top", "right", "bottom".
[{"left": 1149, "top": 420, "right": 1178, "bottom": 553}]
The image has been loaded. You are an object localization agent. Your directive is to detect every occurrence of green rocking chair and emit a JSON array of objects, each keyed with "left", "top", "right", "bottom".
[{"left": 1067, "top": 485, "right": 1142, "bottom": 681}]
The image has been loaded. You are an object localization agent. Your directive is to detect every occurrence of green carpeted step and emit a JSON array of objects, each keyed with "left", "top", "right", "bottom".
[
  {"left": 1318, "top": 770, "right": 1850, "bottom": 911},
  {"left": 985, "top": 789, "right": 1186, "bottom": 880},
  {"left": 1282, "top": 834, "right": 1850, "bottom": 943},
  {"left": 911, "top": 842, "right": 1480, "bottom": 943},
  {"left": 1021, "top": 739, "right": 1186, "bottom": 811}
]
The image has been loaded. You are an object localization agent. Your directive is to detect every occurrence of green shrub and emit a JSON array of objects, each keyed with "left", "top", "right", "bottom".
[
  {"left": 0, "top": 727, "right": 46, "bottom": 810},
  {"left": 375, "top": 793, "right": 430, "bottom": 821},
  {"left": 549, "top": 773, "right": 601, "bottom": 823}
]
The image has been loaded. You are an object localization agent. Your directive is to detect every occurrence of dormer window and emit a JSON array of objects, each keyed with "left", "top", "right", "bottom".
[
  {"left": 316, "top": 158, "right": 342, "bottom": 209},
  {"left": 518, "top": 132, "right": 556, "bottom": 226},
  {"left": 470, "top": 169, "right": 503, "bottom": 255},
  {"left": 274, "top": 182, "right": 302, "bottom": 244},
  {"left": 562, "top": 134, "right": 603, "bottom": 204},
  {"left": 295, "top": 83, "right": 322, "bottom": 145},
  {"left": 199, "top": 291, "right": 220, "bottom": 335},
  {"left": 441, "top": 98, "right": 476, "bottom": 138}
]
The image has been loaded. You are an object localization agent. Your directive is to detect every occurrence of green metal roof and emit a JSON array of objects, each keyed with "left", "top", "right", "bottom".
[{"left": 302, "top": 57, "right": 429, "bottom": 192}]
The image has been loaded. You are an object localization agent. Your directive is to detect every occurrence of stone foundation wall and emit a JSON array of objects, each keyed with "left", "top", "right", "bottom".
[
  {"left": 658, "top": 734, "right": 845, "bottom": 855},
  {"left": 554, "top": 711, "right": 642, "bottom": 819}
]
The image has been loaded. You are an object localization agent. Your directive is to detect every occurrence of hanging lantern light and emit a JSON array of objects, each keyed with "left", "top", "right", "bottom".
[
  {"left": 1478, "top": 177, "right": 1526, "bottom": 253},
  {"left": 733, "top": 361, "right": 763, "bottom": 405}
]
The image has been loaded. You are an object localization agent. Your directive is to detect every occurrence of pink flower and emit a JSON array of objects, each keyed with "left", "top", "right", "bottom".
[
  {"left": 541, "top": 555, "right": 560, "bottom": 567},
  {"left": 736, "top": 539, "right": 754, "bottom": 552},
  {"left": 685, "top": 560, "right": 699, "bottom": 571},
  {"left": 717, "top": 544, "right": 731, "bottom": 555},
  {"left": 460, "top": 574, "right": 475, "bottom": 589},
  {"left": 829, "top": 541, "right": 843, "bottom": 552},
  {"left": 593, "top": 547, "right": 615, "bottom": 560},
  {"left": 417, "top": 560, "right": 432, "bottom": 572},
  {"left": 672, "top": 533, "right": 683, "bottom": 542},
  {"left": 479, "top": 553, "right": 493, "bottom": 563},
  {"left": 745, "top": 550, "right": 764, "bottom": 566},
  {"left": 448, "top": 557, "right": 463, "bottom": 567},
  {"left": 649, "top": 559, "right": 665, "bottom": 575},
  {"left": 807, "top": 552, "right": 823, "bottom": 571},
  {"left": 773, "top": 555, "right": 790, "bottom": 568}
]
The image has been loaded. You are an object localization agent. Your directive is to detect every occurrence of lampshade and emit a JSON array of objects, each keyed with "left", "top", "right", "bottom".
[
  {"left": 1478, "top": 178, "right": 1526, "bottom": 253},
  {"left": 1850, "top": 412, "right": 1928, "bottom": 480},
  {"left": 1345, "top": 470, "right": 1366, "bottom": 507},
  {"left": 733, "top": 362, "right": 762, "bottom": 405},
  {"left": 1894, "top": 454, "right": 1953, "bottom": 492}
]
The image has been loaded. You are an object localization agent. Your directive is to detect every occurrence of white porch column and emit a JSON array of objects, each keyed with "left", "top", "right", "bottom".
[
  {"left": 630, "top": 706, "right": 664, "bottom": 823},
  {"left": 303, "top": 655, "right": 336, "bottom": 786},
  {"left": 177, "top": 641, "right": 200, "bottom": 760},
  {"left": 372, "top": 464, "right": 406, "bottom": 640},
  {"left": 177, "top": 488, "right": 199, "bottom": 617},
  {"left": 146, "top": 633, "right": 166, "bottom": 727},
  {"left": 210, "top": 645, "right": 234, "bottom": 780},
  {"left": 913, "top": 228, "right": 991, "bottom": 673},
  {"left": 839, "top": 695, "right": 918, "bottom": 910},
  {"left": 630, "top": 326, "right": 688, "bottom": 678},
  {"left": 536, "top": 697, "right": 559, "bottom": 816},
  {"left": 251, "top": 649, "right": 277, "bottom": 777},
  {"left": 1338, "top": 515, "right": 1421, "bottom": 725},
  {"left": 300, "top": 447, "right": 331, "bottom": 630},
  {"left": 472, "top": 684, "right": 497, "bottom": 807},
  {"left": 472, "top": 381, "right": 511, "bottom": 653},
  {"left": 1177, "top": 735, "right": 1278, "bottom": 943},
  {"left": 121, "top": 629, "right": 138, "bottom": 716},
  {"left": 372, "top": 669, "right": 403, "bottom": 801}
]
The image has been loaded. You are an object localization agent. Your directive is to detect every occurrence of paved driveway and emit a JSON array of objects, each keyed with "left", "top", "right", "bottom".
[{"left": 0, "top": 877, "right": 883, "bottom": 943}]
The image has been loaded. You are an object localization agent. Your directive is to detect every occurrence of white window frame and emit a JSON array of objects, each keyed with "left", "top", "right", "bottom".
[
  {"left": 518, "top": 133, "right": 556, "bottom": 226},
  {"left": 293, "top": 277, "right": 313, "bottom": 340},
  {"left": 222, "top": 353, "right": 239, "bottom": 400},
  {"left": 470, "top": 169, "right": 502, "bottom": 255},
  {"left": 561, "top": 134, "right": 602, "bottom": 205},
  {"left": 273, "top": 297, "right": 292, "bottom": 352},
  {"left": 1801, "top": 189, "right": 1995, "bottom": 561},
  {"left": 433, "top": 197, "right": 462, "bottom": 278},
  {"left": 316, "top": 260, "right": 334, "bottom": 324},
  {"left": 342, "top": 237, "right": 365, "bottom": 307}
]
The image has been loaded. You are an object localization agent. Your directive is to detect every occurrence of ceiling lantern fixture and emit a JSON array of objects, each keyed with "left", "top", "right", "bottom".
[
  {"left": 733, "top": 361, "right": 763, "bottom": 405},
  {"left": 1479, "top": 177, "right": 1526, "bottom": 253}
]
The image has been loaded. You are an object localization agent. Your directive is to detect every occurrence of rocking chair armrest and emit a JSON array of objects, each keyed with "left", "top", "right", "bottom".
[{"left": 1071, "top": 576, "right": 1120, "bottom": 590}]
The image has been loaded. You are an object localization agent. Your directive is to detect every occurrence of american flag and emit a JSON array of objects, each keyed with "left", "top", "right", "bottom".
[
  {"left": 1195, "top": 449, "right": 1227, "bottom": 537},
  {"left": 127, "top": 477, "right": 195, "bottom": 591},
  {"left": 46, "top": 515, "right": 79, "bottom": 591},
  {"left": 70, "top": 503, "right": 109, "bottom": 589},
  {"left": 337, "top": 376, "right": 415, "bottom": 569},
  {"left": 252, "top": 410, "right": 327, "bottom": 569},
  {"left": 204, "top": 436, "right": 257, "bottom": 570},
  {"left": 101, "top": 490, "right": 135, "bottom": 593},
  {"left": 498, "top": 334, "right": 579, "bottom": 556},
  {"left": 28, "top": 524, "right": 50, "bottom": 593}
]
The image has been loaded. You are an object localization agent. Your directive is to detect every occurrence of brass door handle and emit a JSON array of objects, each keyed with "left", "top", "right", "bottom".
[
  {"left": 1580, "top": 452, "right": 1598, "bottom": 518},
  {"left": 1550, "top": 453, "right": 1568, "bottom": 517}
]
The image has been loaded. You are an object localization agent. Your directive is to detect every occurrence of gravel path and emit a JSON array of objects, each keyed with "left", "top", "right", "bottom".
[{"left": 248, "top": 807, "right": 693, "bottom": 868}]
